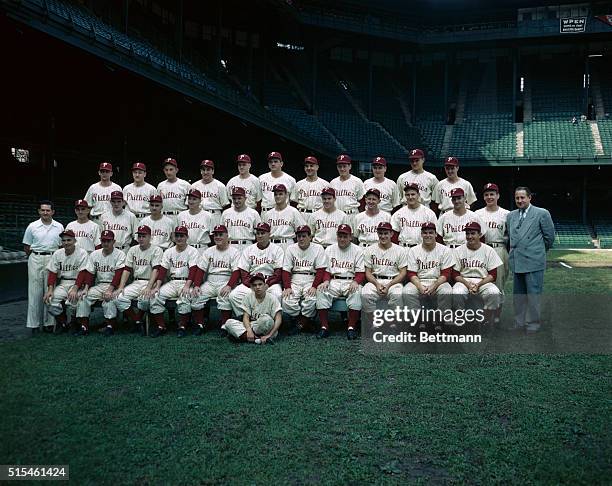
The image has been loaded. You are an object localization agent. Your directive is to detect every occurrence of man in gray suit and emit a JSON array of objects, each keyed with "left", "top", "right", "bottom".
[{"left": 507, "top": 187, "right": 555, "bottom": 333}]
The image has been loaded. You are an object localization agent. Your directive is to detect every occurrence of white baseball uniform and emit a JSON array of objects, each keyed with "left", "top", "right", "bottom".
[
  {"left": 222, "top": 291, "right": 281, "bottom": 340},
  {"left": 191, "top": 244, "right": 240, "bottom": 312},
  {"left": 46, "top": 247, "right": 89, "bottom": 317},
  {"left": 363, "top": 177, "right": 401, "bottom": 213},
  {"left": 403, "top": 243, "right": 454, "bottom": 312},
  {"left": 177, "top": 209, "right": 212, "bottom": 251},
  {"left": 114, "top": 244, "right": 163, "bottom": 313},
  {"left": 263, "top": 206, "right": 306, "bottom": 250},
  {"left": 362, "top": 243, "right": 407, "bottom": 313},
  {"left": 282, "top": 242, "right": 328, "bottom": 318},
  {"left": 76, "top": 248, "right": 126, "bottom": 319},
  {"left": 310, "top": 208, "right": 349, "bottom": 248},
  {"left": 221, "top": 206, "right": 261, "bottom": 247},
  {"left": 436, "top": 209, "right": 487, "bottom": 248},
  {"left": 452, "top": 243, "right": 503, "bottom": 310},
  {"left": 390, "top": 204, "right": 438, "bottom": 247},
  {"left": 259, "top": 172, "right": 297, "bottom": 212},
  {"left": 475, "top": 206, "right": 510, "bottom": 296},
  {"left": 316, "top": 243, "right": 364, "bottom": 311},
  {"left": 157, "top": 178, "right": 191, "bottom": 225},
  {"left": 330, "top": 175, "right": 365, "bottom": 224},
  {"left": 139, "top": 215, "right": 175, "bottom": 250},
  {"left": 150, "top": 245, "right": 200, "bottom": 315},
  {"left": 123, "top": 182, "right": 157, "bottom": 220},
  {"left": 353, "top": 211, "right": 391, "bottom": 247},
  {"left": 396, "top": 170, "right": 438, "bottom": 207},
  {"left": 433, "top": 178, "right": 477, "bottom": 213},
  {"left": 226, "top": 174, "right": 262, "bottom": 210},
  {"left": 66, "top": 220, "right": 101, "bottom": 253},
  {"left": 290, "top": 177, "right": 329, "bottom": 223},
  {"left": 84, "top": 181, "right": 122, "bottom": 219},
  {"left": 101, "top": 210, "right": 137, "bottom": 251},
  {"left": 229, "top": 242, "right": 284, "bottom": 316},
  {"left": 23, "top": 218, "right": 63, "bottom": 329},
  {"left": 191, "top": 178, "right": 230, "bottom": 228}
]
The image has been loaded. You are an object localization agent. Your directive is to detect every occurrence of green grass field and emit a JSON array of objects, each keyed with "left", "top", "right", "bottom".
[{"left": 1, "top": 251, "right": 610, "bottom": 484}]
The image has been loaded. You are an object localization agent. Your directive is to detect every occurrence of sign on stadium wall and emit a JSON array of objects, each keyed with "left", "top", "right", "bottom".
[{"left": 560, "top": 17, "right": 587, "bottom": 33}]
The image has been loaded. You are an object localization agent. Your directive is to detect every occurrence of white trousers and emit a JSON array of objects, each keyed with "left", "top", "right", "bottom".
[
  {"left": 76, "top": 283, "right": 118, "bottom": 319},
  {"left": 222, "top": 315, "right": 277, "bottom": 339},
  {"left": 115, "top": 280, "right": 153, "bottom": 312},
  {"left": 150, "top": 280, "right": 191, "bottom": 314},
  {"left": 452, "top": 278, "right": 501, "bottom": 310},
  {"left": 47, "top": 280, "right": 78, "bottom": 317},
  {"left": 229, "top": 283, "right": 282, "bottom": 316},
  {"left": 191, "top": 274, "right": 232, "bottom": 311},
  {"left": 316, "top": 279, "right": 362, "bottom": 310},
  {"left": 27, "top": 253, "right": 54, "bottom": 328},
  {"left": 361, "top": 279, "right": 403, "bottom": 313},
  {"left": 403, "top": 280, "right": 453, "bottom": 310},
  {"left": 282, "top": 276, "right": 317, "bottom": 318}
]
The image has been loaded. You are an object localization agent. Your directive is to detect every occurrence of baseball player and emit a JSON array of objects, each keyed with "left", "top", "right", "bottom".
[
  {"left": 353, "top": 188, "right": 391, "bottom": 248},
  {"left": 123, "top": 162, "right": 157, "bottom": 222},
  {"left": 226, "top": 154, "right": 262, "bottom": 210},
  {"left": 177, "top": 189, "right": 212, "bottom": 253},
  {"left": 83, "top": 161, "right": 122, "bottom": 225},
  {"left": 22, "top": 200, "right": 63, "bottom": 333},
  {"left": 100, "top": 190, "right": 137, "bottom": 252},
  {"left": 452, "top": 221, "right": 503, "bottom": 328},
  {"left": 475, "top": 182, "right": 510, "bottom": 323},
  {"left": 228, "top": 222, "right": 284, "bottom": 317},
  {"left": 221, "top": 186, "right": 261, "bottom": 247},
  {"left": 149, "top": 226, "right": 200, "bottom": 338},
  {"left": 282, "top": 225, "right": 328, "bottom": 335},
  {"left": 65, "top": 199, "right": 101, "bottom": 253},
  {"left": 114, "top": 225, "right": 163, "bottom": 336},
  {"left": 43, "top": 229, "right": 89, "bottom": 333},
  {"left": 436, "top": 188, "right": 486, "bottom": 249},
  {"left": 362, "top": 222, "right": 407, "bottom": 322},
  {"left": 403, "top": 223, "right": 455, "bottom": 331},
  {"left": 259, "top": 151, "right": 296, "bottom": 218},
  {"left": 390, "top": 183, "right": 437, "bottom": 248},
  {"left": 263, "top": 184, "right": 306, "bottom": 251},
  {"left": 221, "top": 273, "right": 282, "bottom": 345},
  {"left": 316, "top": 224, "right": 365, "bottom": 340},
  {"left": 290, "top": 156, "right": 329, "bottom": 224},
  {"left": 190, "top": 225, "right": 241, "bottom": 334},
  {"left": 330, "top": 154, "right": 365, "bottom": 227},
  {"left": 363, "top": 157, "right": 400, "bottom": 213},
  {"left": 433, "top": 157, "right": 477, "bottom": 213},
  {"left": 190, "top": 159, "right": 230, "bottom": 228},
  {"left": 310, "top": 187, "right": 349, "bottom": 248},
  {"left": 139, "top": 194, "right": 174, "bottom": 249},
  {"left": 74, "top": 230, "right": 126, "bottom": 336},
  {"left": 396, "top": 149, "right": 439, "bottom": 209},
  {"left": 157, "top": 157, "right": 191, "bottom": 226}
]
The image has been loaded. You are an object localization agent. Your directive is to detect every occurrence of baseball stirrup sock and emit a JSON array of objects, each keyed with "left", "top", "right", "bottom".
[
  {"left": 220, "top": 310, "right": 232, "bottom": 325},
  {"left": 348, "top": 310, "right": 360, "bottom": 328},
  {"left": 192, "top": 309, "right": 205, "bottom": 326},
  {"left": 318, "top": 309, "right": 329, "bottom": 329}
]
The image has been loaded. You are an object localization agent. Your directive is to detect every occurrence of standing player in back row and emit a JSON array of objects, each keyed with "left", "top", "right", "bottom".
[
  {"left": 259, "top": 151, "right": 296, "bottom": 219},
  {"left": 363, "top": 157, "right": 400, "bottom": 214},
  {"left": 84, "top": 161, "right": 122, "bottom": 225},
  {"left": 290, "top": 156, "right": 328, "bottom": 224},
  {"left": 226, "top": 154, "right": 262, "bottom": 211},
  {"left": 330, "top": 154, "right": 365, "bottom": 227},
  {"left": 396, "top": 149, "right": 438, "bottom": 209},
  {"left": 123, "top": 162, "right": 157, "bottom": 223},
  {"left": 433, "top": 157, "right": 476, "bottom": 213},
  {"left": 157, "top": 157, "right": 191, "bottom": 226},
  {"left": 190, "top": 159, "right": 230, "bottom": 228}
]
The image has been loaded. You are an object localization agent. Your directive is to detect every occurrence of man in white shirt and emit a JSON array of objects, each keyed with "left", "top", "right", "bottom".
[
  {"left": 436, "top": 188, "right": 486, "bottom": 249},
  {"left": 139, "top": 195, "right": 175, "bottom": 250},
  {"left": 157, "top": 157, "right": 191, "bottom": 226},
  {"left": 100, "top": 191, "right": 137, "bottom": 252},
  {"left": 396, "top": 149, "right": 438, "bottom": 209},
  {"left": 222, "top": 187, "right": 261, "bottom": 247},
  {"left": 290, "top": 156, "right": 329, "bottom": 224},
  {"left": 259, "top": 151, "right": 296, "bottom": 218},
  {"left": 226, "top": 154, "right": 262, "bottom": 210},
  {"left": 191, "top": 159, "right": 230, "bottom": 228},
  {"left": 310, "top": 187, "right": 349, "bottom": 248},
  {"left": 84, "top": 161, "right": 122, "bottom": 225},
  {"left": 433, "top": 157, "right": 476, "bottom": 213},
  {"left": 330, "top": 154, "right": 365, "bottom": 227},
  {"left": 390, "top": 183, "right": 437, "bottom": 248},
  {"left": 363, "top": 157, "right": 400, "bottom": 213},
  {"left": 177, "top": 189, "right": 212, "bottom": 254},
  {"left": 353, "top": 188, "right": 391, "bottom": 248},
  {"left": 123, "top": 162, "right": 157, "bottom": 222},
  {"left": 264, "top": 184, "right": 305, "bottom": 251},
  {"left": 66, "top": 199, "right": 101, "bottom": 253}
]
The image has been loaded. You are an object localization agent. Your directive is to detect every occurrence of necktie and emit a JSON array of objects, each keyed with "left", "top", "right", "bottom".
[{"left": 517, "top": 209, "right": 525, "bottom": 229}]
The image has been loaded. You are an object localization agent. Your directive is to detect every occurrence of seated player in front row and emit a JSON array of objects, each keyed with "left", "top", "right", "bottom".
[{"left": 221, "top": 273, "right": 282, "bottom": 344}]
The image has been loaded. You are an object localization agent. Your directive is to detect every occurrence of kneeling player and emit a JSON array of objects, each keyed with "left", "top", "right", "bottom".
[
  {"left": 222, "top": 273, "right": 282, "bottom": 344},
  {"left": 403, "top": 223, "right": 454, "bottom": 331},
  {"left": 451, "top": 222, "right": 503, "bottom": 328}
]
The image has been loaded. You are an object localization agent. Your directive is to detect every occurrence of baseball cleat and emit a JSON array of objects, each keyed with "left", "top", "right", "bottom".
[
  {"left": 102, "top": 325, "right": 114, "bottom": 337},
  {"left": 219, "top": 329, "right": 228, "bottom": 338},
  {"left": 150, "top": 326, "right": 166, "bottom": 338},
  {"left": 73, "top": 325, "right": 89, "bottom": 337},
  {"left": 316, "top": 328, "right": 330, "bottom": 339},
  {"left": 177, "top": 327, "right": 187, "bottom": 338},
  {"left": 192, "top": 324, "right": 205, "bottom": 336},
  {"left": 346, "top": 329, "right": 358, "bottom": 340}
]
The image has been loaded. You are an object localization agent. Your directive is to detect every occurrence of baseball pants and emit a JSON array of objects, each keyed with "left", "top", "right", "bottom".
[
  {"left": 27, "top": 253, "right": 55, "bottom": 329},
  {"left": 282, "top": 275, "right": 317, "bottom": 318},
  {"left": 222, "top": 315, "right": 277, "bottom": 339},
  {"left": 76, "top": 283, "right": 119, "bottom": 319},
  {"left": 229, "top": 283, "right": 282, "bottom": 316},
  {"left": 115, "top": 280, "right": 153, "bottom": 313},
  {"left": 47, "top": 280, "right": 78, "bottom": 317},
  {"left": 361, "top": 279, "right": 403, "bottom": 313},
  {"left": 452, "top": 278, "right": 501, "bottom": 310},
  {"left": 150, "top": 280, "right": 191, "bottom": 315},
  {"left": 403, "top": 280, "right": 453, "bottom": 311},
  {"left": 316, "top": 279, "right": 362, "bottom": 310},
  {"left": 191, "top": 275, "right": 232, "bottom": 311}
]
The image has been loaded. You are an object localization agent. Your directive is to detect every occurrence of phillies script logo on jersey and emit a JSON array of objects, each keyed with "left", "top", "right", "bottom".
[
  {"left": 416, "top": 258, "right": 440, "bottom": 271},
  {"left": 152, "top": 228, "right": 170, "bottom": 238},
  {"left": 103, "top": 222, "right": 129, "bottom": 232},
  {"left": 169, "top": 258, "right": 189, "bottom": 269},
  {"left": 180, "top": 221, "right": 205, "bottom": 230},
  {"left": 334, "top": 189, "right": 356, "bottom": 198},
  {"left": 131, "top": 256, "right": 152, "bottom": 267},
  {"left": 330, "top": 258, "right": 355, "bottom": 270},
  {"left": 370, "top": 255, "right": 396, "bottom": 267},
  {"left": 71, "top": 229, "right": 96, "bottom": 239},
  {"left": 487, "top": 221, "right": 504, "bottom": 230},
  {"left": 58, "top": 261, "right": 82, "bottom": 272},
  {"left": 444, "top": 222, "right": 468, "bottom": 233},
  {"left": 291, "top": 257, "right": 314, "bottom": 268},
  {"left": 460, "top": 258, "right": 486, "bottom": 269},
  {"left": 126, "top": 193, "right": 150, "bottom": 202},
  {"left": 229, "top": 185, "right": 254, "bottom": 197},
  {"left": 248, "top": 255, "right": 275, "bottom": 266},
  {"left": 92, "top": 194, "right": 111, "bottom": 202},
  {"left": 267, "top": 217, "right": 292, "bottom": 227},
  {"left": 208, "top": 257, "right": 232, "bottom": 270},
  {"left": 397, "top": 217, "right": 425, "bottom": 228},
  {"left": 357, "top": 222, "right": 379, "bottom": 234},
  {"left": 200, "top": 190, "right": 219, "bottom": 199},
  {"left": 94, "top": 262, "right": 115, "bottom": 273},
  {"left": 161, "top": 191, "right": 186, "bottom": 199},
  {"left": 261, "top": 181, "right": 282, "bottom": 192},
  {"left": 315, "top": 219, "right": 339, "bottom": 230},
  {"left": 297, "top": 188, "right": 322, "bottom": 198},
  {"left": 224, "top": 219, "right": 251, "bottom": 228}
]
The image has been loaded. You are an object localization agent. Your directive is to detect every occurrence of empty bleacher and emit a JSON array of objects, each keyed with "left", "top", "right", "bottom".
[
  {"left": 449, "top": 115, "right": 516, "bottom": 159},
  {"left": 594, "top": 219, "right": 612, "bottom": 249},
  {"left": 553, "top": 220, "right": 594, "bottom": 249},
  {"left": 524, "top": 120, "right": 596, "bottom": 157}
]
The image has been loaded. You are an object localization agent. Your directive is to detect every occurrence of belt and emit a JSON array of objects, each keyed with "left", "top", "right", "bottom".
[
  {"left": 230, "top": 240, "right": 254, "bottom": 244},
  {"left": 97, "top": 280, "right": 112, "bottom": 284},
  {"left": 272, "top": 238, "right": 292, "bottom": 243},
  {"left": 332, "top": 276, "right": 354, "bottom": 280},
  {"left": 299, "top": 208, "right": 315, "bottom": 213},
  {"left": 134, "top": 213, "right": 148, "bottom": 218},
  {"left": 293, "top": 271, "right": 315, "bottom": 276},
  {"left": 163, "top": 211, "right": 180, "bottom": 215},
  {"left": 171, "top": 277, "right": 188, "bottom": 281},
  {"left": 204, "top": 209, "right": 221, "bottom": 213},
  {"left": 373, "top": 274, "right": 396, "bottom": 280},
  {"left": 136, "top": 278, "right": 150, "bottom": 281},
  {"left": 489, "top": 243, "right": 505, "bottom": 248},
  {"left": 32, "top": 251, "right": 53, "bottom": 255},
  {"left": 343, "top": 209, "right": 358, "bottom": 215},
  {"left": 448, "top": 244, "right": 461, "bottom": 248},
  {"left": 400, "top": 243, "right": 418, "bottom": 247}
]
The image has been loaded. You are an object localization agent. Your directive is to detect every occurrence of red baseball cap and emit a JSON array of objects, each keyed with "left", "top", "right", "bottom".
[
  {"left": 377, "top": 222, "right": 393, "bottom": 232},
  {"left": 450, "top": 188, "right": 465, "bottom": 197},
  {"left": 409, "top": 149, "right": 425, "bottom": 160},
  {"left": 337, "top": 224, "right": 352, "bottom": 235},
  {"left": 321, "top": 187, "right": 336, "bottom": 197},
  {"left": 163, "top": 157, "right": 178, "bottom": 167},
  {"left": 110, "top": 191, "right": 124, "bottom": 200},
  {"left": 149, "top": 194, "right": 163, "bottom": 203},
  {"left": 255, "top": 222, "right": 271, "bottom": 232},
  {"left": 212, "top": 225, "right": 228, "bottom": 234},
  {"left": 365, "top": 188, "right": 381, "bottom": 199},
  {"left": 60, "top": 229, "right": 76, "bottom": 238},
  {"left": 75, "top": 199, "right": 89, "bottom": 208},
  {"left": 237, "top": 154, "right": 252, "bottom": 164},
  {"left": 372, "top": 156, "right": 387, "bottom": 166},
  {"left": 464, "top": 221, "right": 482, "bottom": 232},
  {"left": 100, "top": 230, "right": 115, "bottom": 241},
  {"left": 250, "top": 272, "right": 266, "bottom": 284},
  {"left": 304, "top": 156, "right": 319, "bottom": 165},
  {"left": 268, "top": 151, "right": 283, "bottom": 161},
  {"left": 444, "top": 156, "right": 459, "bottom": 167},
  {"left": 404, "top": 183, "right": 420, "bottom": 193},
  {"left": 296, "top": 225, "right": 312, "bottom": 235},
  {"left": 132, "top": 162, "right": 146, "bottom": 171},
  {"left": 136, "top": 225, "right": 151, "bottom": 235},
  {"left": 188, "top": 189, "right": 202, "bottom": 199},
  {"left": 336, "top": 154, "right": 351, "bottom": 164},
  {"left": 200, "top": 159, "right": 214, "bottom": 169},
  {"left": 273, "top": 184, "right": 287, "bottom": 193},
  {"left": 174, "top": 226, "right": 189, "bottom": 235},
  {"left": 421, "top": 222, "right": 436, "bottom": 232},
  {"left": 99, "top": 161, "right": 112, "bottom": 171},
  {"left": 232, "top": 187, "right": 246, "bottom": 197},
  {"left": 483, "top": 183, "right": 499, "bottom": 193}
]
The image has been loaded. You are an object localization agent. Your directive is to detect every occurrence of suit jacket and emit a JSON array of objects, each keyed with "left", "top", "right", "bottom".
[{"left": 508, "top": 204, "right": 555, "bottom": 274}]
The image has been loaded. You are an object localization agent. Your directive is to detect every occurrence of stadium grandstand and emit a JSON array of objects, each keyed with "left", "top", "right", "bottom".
[{"left": 1, "top": 0, "right": 612, "bottom": 259}]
